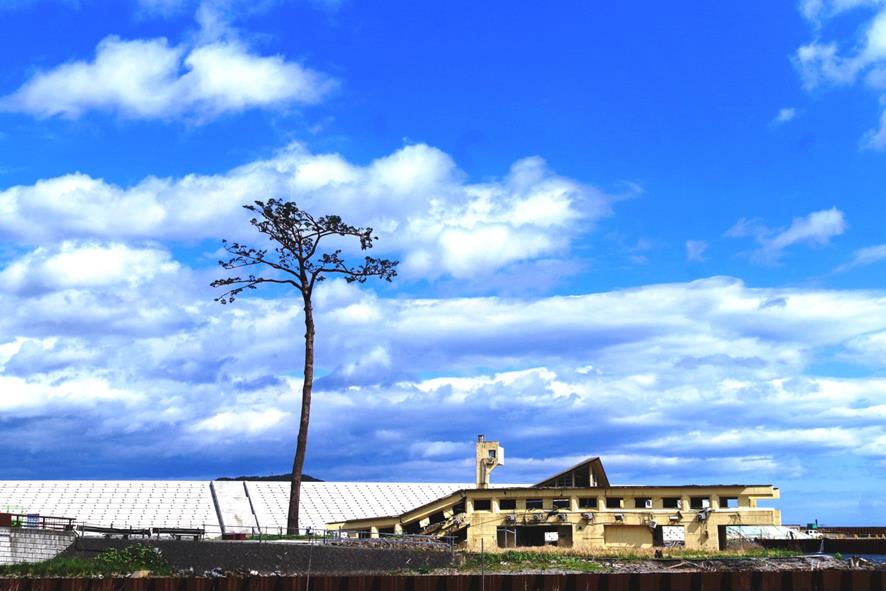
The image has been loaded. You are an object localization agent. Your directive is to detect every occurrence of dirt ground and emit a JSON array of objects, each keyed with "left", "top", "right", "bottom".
[{"left": 449, "top": 554, "right": 883, "bottom": 575}]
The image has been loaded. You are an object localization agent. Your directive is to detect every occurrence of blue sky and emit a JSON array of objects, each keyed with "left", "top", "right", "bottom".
[{"left": 0, "top": 0, "right": 885, "bottom": 526}]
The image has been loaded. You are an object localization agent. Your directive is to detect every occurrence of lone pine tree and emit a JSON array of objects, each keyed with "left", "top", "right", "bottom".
[{"left": 212, "top": 199, "right": 398, "bottom": 533}]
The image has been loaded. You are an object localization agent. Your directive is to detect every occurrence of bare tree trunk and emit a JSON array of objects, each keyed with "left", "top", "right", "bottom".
[{"left": 287, "top": 297, "right": 314, "bottom": 534}]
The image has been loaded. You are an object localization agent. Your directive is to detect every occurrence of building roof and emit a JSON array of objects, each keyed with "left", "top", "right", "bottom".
[
  {"left": 533, "top": 457, "right": 610, "bottom": 488},
  {"left": 0, "top": 480, "right": 480, "bottom": 534},
  {"left": 328, "top": 456, "right": 778, "bottom": 527}
]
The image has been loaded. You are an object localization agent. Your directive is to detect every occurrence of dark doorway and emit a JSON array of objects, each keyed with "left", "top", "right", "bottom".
[{"left": 496, "top": 525, "right": 573, "bottom": 548}]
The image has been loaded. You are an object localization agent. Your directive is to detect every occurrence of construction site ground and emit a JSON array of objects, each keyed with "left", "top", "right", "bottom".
[{"left": 453, "top": 551, "right": 884, "bottom": 575}]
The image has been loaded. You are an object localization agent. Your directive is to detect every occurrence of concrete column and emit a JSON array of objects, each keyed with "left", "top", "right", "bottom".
[
  {"left": 393, "top": 523, "right": 403, "bottom": 535},
  {"left": 370, "top": 526, "right": 379, "bottom": 539}
]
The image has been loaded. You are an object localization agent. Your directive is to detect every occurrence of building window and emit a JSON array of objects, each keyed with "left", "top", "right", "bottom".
[
  {"left": 605, "top": 497, "right": 622, "bottom": 509},
  {"left": 578, "top": 497, "right": 597, "bottom": 509},
  {"left": 663, "top": 497, "right": 681, "bottom": 509},
  {"left": 720, "top": 496, "right": 738, "bottom": 508},
  {"left": 499, "top": 499, "right": 516, "bottom": 510},
  {"left": 473, "top": 499, "right": 491, "bottom": 511},
  {"left": 552, "top": 498, "right": 570, "bottom": 510},
  {"left": 526, "top": 498, "right": 544, "bottom": 510},
  {"left": 690, "top": 497, "right": 710, "bottom": 510},
  {"left": 634, "top": 497, "right": 652, "bottom": 509}
]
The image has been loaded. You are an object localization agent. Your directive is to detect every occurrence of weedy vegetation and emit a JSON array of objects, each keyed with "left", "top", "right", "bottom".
[{"left": 0, "top": 544, "right": 171, "bottom": 577}]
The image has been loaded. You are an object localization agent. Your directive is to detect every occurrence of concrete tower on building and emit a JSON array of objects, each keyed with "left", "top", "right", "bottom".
[{"left": 475, "top": 434, "right": 504, "bottom": 489}]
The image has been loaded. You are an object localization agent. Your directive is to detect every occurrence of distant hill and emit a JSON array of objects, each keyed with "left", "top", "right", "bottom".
[{"left": 216, "top": 473, "right": 323, "bottom": 482}]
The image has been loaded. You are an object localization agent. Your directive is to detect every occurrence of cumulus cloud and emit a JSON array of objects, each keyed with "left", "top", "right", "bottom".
[
  {"left": 800, "top": 0, "right": 886, "bottom": 25},
  {"left": 0, "top": 36, "right": 333, "bottom": 121},
  {"left": 2, "top": 265, "right": 886, "bottom": 479},
  {"left": 192, "top": 408, "right": 288, "bottom": 435},
  {"left": 795, "top": 1, "right": 886, "bottom": 148},
  {"left": 0, "top": 143, "right": 609, "bottom": 280},
  {"left": 725, "top": 208, "right": 847, "bottom": 262},
  {"left": 0, "top": 242, "right": 180, "bottom": 296},
  {"left": 1, "top": 257, "right": 885, "bottom": 518}
]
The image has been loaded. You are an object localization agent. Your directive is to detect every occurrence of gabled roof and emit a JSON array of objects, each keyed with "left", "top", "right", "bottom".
[{"left": 533, "top": 457, "right": 610, "bottom": 488}]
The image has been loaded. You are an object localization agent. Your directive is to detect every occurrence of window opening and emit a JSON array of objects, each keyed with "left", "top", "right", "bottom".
[{"left": 526, "top": 498, "right": 544, "bottom": 510}]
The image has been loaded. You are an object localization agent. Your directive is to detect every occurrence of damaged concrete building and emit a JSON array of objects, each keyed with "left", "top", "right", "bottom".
[{"left": 327, "top": 436, "right": 781, "bottom": 551}]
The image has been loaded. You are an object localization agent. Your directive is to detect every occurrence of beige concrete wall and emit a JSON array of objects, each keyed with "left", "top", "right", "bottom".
[
  {"left": 604, "top": 525, "right": 653, "bottom": 548},
  {"left": 462, "top": 507, "right": 779, "bottom": 551}
]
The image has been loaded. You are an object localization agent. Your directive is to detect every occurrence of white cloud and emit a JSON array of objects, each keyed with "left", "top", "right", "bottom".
[
  {"left": 192, "top": 408, "right": 288, "bottom": 435},
  {"left": 795, "top": 2, "right": 886, "bottom": 147},
  {"left": 0, "top": 242, "right": 180, "bottom": 295},
  {"left": 409, "top": 440, "right": 470, "bottom": 458},
  {"left": 842, "top": 330, "right": 886, "bottom": 364},
  {"left": 0, "top": 36, "right": 333, "bottom": 121},
  {"left": 774, "top": 107, "right": 799, "bottom": 124},
  {"left": 796, "top": 42, "right": 862, "bottom": 88},
  {"left": 634, "top": 427, "right": 864, "bottom": 452},
  {"left": 0, "top": 373, "right": 142, "bottom": 413},
  {"left": 767, "top": 207, "right": 847, "bottom": 250},
  {"left": 0, "top": 143, "right": 610, "bottom": 280},
  {"left": 837, "top": 243, "right": 886, "bottom": 270},
  {"left": 726, "top": 208, "right": 847, "bottom": 262},
  {"left": 1, "top": 266, "right": 885, "bottom": 503},
  {"left": 685, "top": 240, "right": 708, "bottom": 262},
  {"left": 801, "top": 0, "right": 886, "bottom": 23},
  {"left": 863, "top": 100, "right": 886, "bottom": 147},
  {"left": 136, "top": 0, "right": 190, "bottom": 15}
]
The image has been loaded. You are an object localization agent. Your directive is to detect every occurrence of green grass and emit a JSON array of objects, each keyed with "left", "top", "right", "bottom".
[
  {"left": 462, "top": 551, "right": 606, "bottom": 573},
  {"left": 667, "top": 547, "right": 802, "bottom": 559},
  {"left": 457, "top": 547, "right": 802, "bottom": 573},
  {"left": 0, "top": 544, "right": 172, "bottom": 578}
]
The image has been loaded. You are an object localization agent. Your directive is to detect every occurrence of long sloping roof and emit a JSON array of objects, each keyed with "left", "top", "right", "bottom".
[{"left": 0, "top": 481, "right": 475, "bottom": 534}]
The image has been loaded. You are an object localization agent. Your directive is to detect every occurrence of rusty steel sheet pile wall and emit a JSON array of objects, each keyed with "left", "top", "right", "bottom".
[{"left": 2, "top": 572, "right": 886, "bottom": 591}]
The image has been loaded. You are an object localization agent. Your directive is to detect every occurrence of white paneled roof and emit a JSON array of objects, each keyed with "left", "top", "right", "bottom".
[
  {"left": 211, "top": 481, "right": 259, "bottom": 534},
  {"left": 248, "top": 482, "right": 471, "bottom": 533},
  {"left": 0, "top": 480, "right": 491, "bottom": 535},
  {"left": 0, "top": 481, "right": 219, "bottom": 531}
]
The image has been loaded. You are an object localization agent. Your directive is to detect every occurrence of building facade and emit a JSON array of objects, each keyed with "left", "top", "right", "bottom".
[{"left": 327, "top": 437, "right": 780, "bottom": 551}]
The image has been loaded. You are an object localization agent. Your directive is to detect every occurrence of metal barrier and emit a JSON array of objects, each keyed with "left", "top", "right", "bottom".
[
  {"left": 76, "top": 525, "right": 152, "bottom": 539},
  {"left": 69, "top": 520, "right": 455, "bottom": 551},
  {"left": 209, "top": 524, "right": 456, "bottom": 551},
  {"left": 0, "top": 513, "right": 75, "bottom": 531}
]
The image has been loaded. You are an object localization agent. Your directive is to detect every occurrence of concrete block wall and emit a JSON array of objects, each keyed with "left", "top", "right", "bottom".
[{"left": 0, "top": 527, "right": 76, "bottom": 565}]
